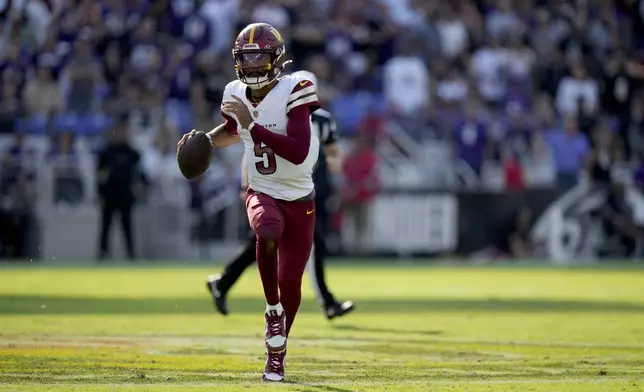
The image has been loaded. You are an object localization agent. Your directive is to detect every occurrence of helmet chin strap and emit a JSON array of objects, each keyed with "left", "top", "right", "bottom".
[
  {"left": 247, "top": 82, "right": 268, "bottom": 90},
  {"left": 243, "top": 58, "right": 291, "bottom": 90}
]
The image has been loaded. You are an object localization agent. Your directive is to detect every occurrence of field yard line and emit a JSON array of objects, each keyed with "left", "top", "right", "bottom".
[
  {"left": 2, "top": 335, "right": 644, "bottom": 350},
  {"left": 1, "top": 378, "right": 642, "bottom": 387}
]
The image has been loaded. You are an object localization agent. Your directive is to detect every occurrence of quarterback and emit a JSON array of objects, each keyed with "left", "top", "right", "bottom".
[{"left": 178, "top": 22, "right": 319, "bottom": 382}]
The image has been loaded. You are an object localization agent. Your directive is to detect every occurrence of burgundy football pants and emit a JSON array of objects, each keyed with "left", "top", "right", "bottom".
[{"left": 245, "top": 189, "right": 315, "bottom": 336}]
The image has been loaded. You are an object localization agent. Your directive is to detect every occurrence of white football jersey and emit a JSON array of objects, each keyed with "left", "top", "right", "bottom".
[{"left": 223, "top": 74, "right": 320, "bottom": 201}]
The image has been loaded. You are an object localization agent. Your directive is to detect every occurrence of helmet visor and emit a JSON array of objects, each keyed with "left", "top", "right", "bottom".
[{"left": 236, "top": 52, "right": 272, "bottom": 76}]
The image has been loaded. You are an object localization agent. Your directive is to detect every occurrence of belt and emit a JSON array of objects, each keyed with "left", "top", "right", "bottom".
[{"left": 247, "top": 188, "right": 315, "bottom": 202}]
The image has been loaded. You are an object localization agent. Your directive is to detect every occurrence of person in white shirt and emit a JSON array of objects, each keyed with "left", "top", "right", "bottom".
[
  {"left": 383, "top": 40, "right": 430, "bottom": 115},
  {"left": 555, "top": 63, "right": 599, "bottom": 116},
  {"left": 470, "top": 37, "right": 508, "bottom": 106}
]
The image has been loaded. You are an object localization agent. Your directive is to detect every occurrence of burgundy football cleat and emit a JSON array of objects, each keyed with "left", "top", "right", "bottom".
[
  {"left": 262, "top": 350, "right": 286, "bottom": 382},
  {"left": 264, "top": 309, "right": 287, "bottom": 352}
]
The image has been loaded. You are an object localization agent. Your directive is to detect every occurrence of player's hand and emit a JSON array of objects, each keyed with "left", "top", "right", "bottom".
[
  {"left": 177, "top": 129, "right": 199, "bottom": 151},
  {"left": 221, "top": 95, "right": 253, "bottom": 130}
]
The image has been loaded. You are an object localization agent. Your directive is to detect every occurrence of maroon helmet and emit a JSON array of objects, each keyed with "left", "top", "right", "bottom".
[{"left": 232, "top": 23, "right": 288, "bottom": 89}]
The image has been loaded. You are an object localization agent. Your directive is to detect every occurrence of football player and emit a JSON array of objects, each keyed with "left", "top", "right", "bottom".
[
  {"left": 206, "top": 71, "right": 355, "bottom": 321},
  {"left": 177, "top": 23, "right": 318, "bottom": 382}
]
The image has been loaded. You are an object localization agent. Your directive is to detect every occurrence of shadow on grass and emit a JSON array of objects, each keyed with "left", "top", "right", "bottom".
[
  {"left": 286, "top": 383, "right": 356, "bottom": 392},
  {"left": 1, "top": 295, "right": 643, "bottom": 314},
  {"left": 291, "top": 385, "right": 356, "bottom": 392},
  {"left": 331, "top": 325, "right": 442, "bottom": 335}
]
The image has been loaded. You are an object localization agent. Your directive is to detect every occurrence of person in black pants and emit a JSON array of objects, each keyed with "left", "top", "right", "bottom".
[
  {"left": 207, "top": 73, "right": 354, "bottom": 319},
  {"left": 96, "top": 116, "right": 146, "bottom": 261}
]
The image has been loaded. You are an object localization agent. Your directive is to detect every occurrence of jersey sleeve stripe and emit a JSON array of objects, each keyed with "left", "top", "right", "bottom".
[
  {"left": 286, "top": 93, "right": 319, "bottom": 112},
  {"left": 288, "top": 86, "right": 316, "bottom": 102},
  {"left": 287, "top": 91, "right": 317, "bottom": 107}
]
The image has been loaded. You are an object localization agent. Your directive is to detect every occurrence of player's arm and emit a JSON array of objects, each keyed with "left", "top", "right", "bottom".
[
  {"left": 324, "top": 143, "right": 343, "bottom": 174},
  {"left": 247, "top": 81, "right": 320, "bottom": 165},
  {"left": 249, "top": 105, "right": 312, "bottom": 164},
  {"left": 321, "top": 116, "right": 342, "bottom": 174},
  {"left": 207, "top": 113, "right": 241, "bottom": 148}
]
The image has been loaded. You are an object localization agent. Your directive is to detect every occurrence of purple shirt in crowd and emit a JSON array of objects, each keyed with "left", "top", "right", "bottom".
[{"left": 543, "top": 129, "right": 590, "bottom": 174}]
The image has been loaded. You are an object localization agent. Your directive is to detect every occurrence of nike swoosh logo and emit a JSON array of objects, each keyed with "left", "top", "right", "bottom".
[
  {"left": 306, "top": 209, "right": 315, "bottom": 215},
  {"left": 299, "top": 81, "right": 308, "bottom": 87}
]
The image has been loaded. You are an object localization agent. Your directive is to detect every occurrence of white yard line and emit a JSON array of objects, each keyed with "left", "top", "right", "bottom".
[
  {"left": 0, "top": 378, "right": 641, "bottom": 386},
  {"left": 1, "top": 335, "right": 643, "bottom": 350}
]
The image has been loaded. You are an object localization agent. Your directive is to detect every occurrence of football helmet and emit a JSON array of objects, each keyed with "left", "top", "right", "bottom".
[{"left": 233, "top": 23, "right": 288, "bottom": 89}]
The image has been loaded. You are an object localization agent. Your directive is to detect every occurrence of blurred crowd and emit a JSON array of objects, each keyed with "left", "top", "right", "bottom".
[
  {"left": 1, "top": 0, "right": 643, "bottom": 184},
  {"left": 2, "top": 0, "right": 644, "bottom": 257}
]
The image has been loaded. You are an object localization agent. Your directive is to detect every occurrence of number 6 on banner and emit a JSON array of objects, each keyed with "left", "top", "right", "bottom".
[{"left": 254, "top": 142, "right": 277, "bottom": 175}]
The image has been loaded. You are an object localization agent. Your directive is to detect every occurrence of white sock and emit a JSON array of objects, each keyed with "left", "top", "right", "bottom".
[{"left": 266, "top": 303, "right": 283, "bottom": 315}]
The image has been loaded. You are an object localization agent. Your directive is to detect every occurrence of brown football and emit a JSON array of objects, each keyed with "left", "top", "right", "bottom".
[{"left": 177, "top": 131, "right": 212, "bottom": 180}]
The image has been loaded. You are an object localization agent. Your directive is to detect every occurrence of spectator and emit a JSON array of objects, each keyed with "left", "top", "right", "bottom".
[
  {"left": 23, "top": 65, "right": 64, "bottom": 118},
  {"left": 555, "top": 62, "right": 599, "bottom": 117},
  {"left": 252, "top": 0, "right": 290, "bottom": 32},
  {"left": 505, "top": 33, "right": 536, "bottom": 103},
  {"left": 142, "top": 130, "right": 184, "bottom": 188},
  {"left": 289, "top": 2, "right": 327, "bottom": 66},
  {"left": 0, "top": 84, "right": 22, "bottom": 134},
  {"left": 543, "top": 115, "right": 590, "bottom": 190},
  {"left": 505, "top": 103, "right": 533, "bottom": 159},
  {"left": 164, "top": 44, "right": 193, "bottom": 103},
  {"left": 304, "top": 55, "right": 338, "bottom": 105},
  {"left": 192, "top": 50, "right": 229, "bottom": 107},
  {"left": 587, "top": 119, "right": 622, "bottom": 186},
  {"left": 496, "top": 206, "right": 534, "bottom": 259},
  {"left": 528, "top": 133, "right": 556, "bottom": 187},
  {"left": 0, "top": 169, "right": 36, "bottom": 259},
  {"left": 602, "top": 50, "right": 639, "bottom": 121},
  {"left": 176, "top": 12, "right": 211, "bottom": 55},
  {"left": 199, "top": 0, "right": 239, "bottom": 54},
  {"left": 453, "top": 99, "right": 488, "bottom": 176},
  {"left": 503, "top": 150, "right": 525, "bottom": 192},
  {"left": 485, "top": 0, "right": 521, "bottom": 40},
  {"left": 434, "top": 61, "right": 469, "bottom": 106},
  {"left": 625, "top": 97, "right": 644, "bottom": 161},
  {"left": 1, "top": 42, "right": 27, "bottom": 90},
  {"left": 470, "top": 36, "right": 508, "bottom": 108},
  {"left": 96, "top": 118, "right": 145, "bottom": 261},
  {"left": 35, "top": 35, "right": 67, "bottom": 79},
  {"left": 1, "top": 132, "right": 36, "bottom": 191},
  {"left": 535, "top": 45, "right": 567, "bottom": 98},
  {"left": 102, "top": 42, "right": 125, "bottom": 89},
  {"left": 62, "top": 37, "right": 104, "bottom": 115},
  {"left": 48, "top": 132, "right": 85, "bottom": 206},
  {"left": 189, "top": 82, "right": 215, "bottom": 134},
  {"left": 596, "top": 182, "right": 641, "bottom": 258},
  {"left": 0, "top": 0, "right": 643, "bottom": 262},
  {"left": 383, "top": 38, "right": 430, "bottom": 115},
  {"left": 435, "top": 4, "right": 469, "bottom": 60},
  {"left": 341, "top": 134, "right": 379, "bottom": 253},
  {"left": 128, "top": 16, "right": 165, "bottom": 81},
  {"left": 529, "top": 8, "right": 555, "bottom": 60}
]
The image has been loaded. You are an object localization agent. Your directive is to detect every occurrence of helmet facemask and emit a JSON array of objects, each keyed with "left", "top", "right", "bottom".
[{"left": 234, "top": 47, "right": 284, "bottom": 90}]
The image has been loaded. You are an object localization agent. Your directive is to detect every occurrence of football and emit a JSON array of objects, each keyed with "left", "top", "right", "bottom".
[{"left": 177, "top": 131, "right": 212, "bottom": 180}]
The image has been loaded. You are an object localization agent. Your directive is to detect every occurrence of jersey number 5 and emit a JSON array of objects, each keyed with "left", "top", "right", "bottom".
[{"left": 254, "top": 142, "right": 277, "bottom": 175}]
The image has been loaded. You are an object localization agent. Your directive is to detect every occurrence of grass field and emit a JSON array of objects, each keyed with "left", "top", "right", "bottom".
[{"left": 1, "top": 262, "right": 644, "bottom": 391}]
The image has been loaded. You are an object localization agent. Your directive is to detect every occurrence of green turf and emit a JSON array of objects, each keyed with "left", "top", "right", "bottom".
[{"left": 1, "top": 264, "right": 644, "bottom": 391}]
